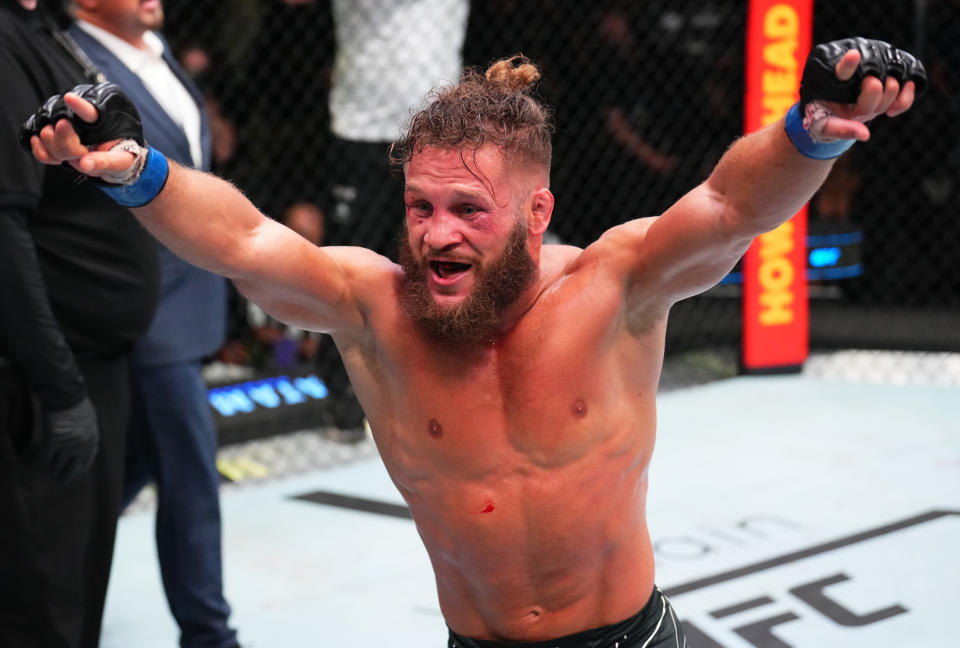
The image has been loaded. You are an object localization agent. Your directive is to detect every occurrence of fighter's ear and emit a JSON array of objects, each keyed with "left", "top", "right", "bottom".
[{"left": 527, "top": 187, "right": 553, "bottom": 236}]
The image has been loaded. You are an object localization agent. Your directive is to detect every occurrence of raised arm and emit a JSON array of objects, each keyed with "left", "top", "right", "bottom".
[
  {"left": 605, "top": 38, "right": 924, "bottom": 313},
  {"left": 24, "top": 85, "right": 378, "bottom": 334},
  {"left": 131, "top": 160, "right": 376, "bottom": 333}
]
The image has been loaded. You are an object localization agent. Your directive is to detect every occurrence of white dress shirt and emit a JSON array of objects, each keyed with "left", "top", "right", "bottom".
[{"left": 75, "top": 20, "right": 203, "bottom": 168}]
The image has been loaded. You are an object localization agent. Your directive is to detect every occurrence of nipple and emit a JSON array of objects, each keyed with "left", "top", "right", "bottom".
[{"left": 428, "top": 419, "right": 443, "bottom": 439}]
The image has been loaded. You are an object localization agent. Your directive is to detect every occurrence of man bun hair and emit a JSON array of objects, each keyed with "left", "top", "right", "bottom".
[
  {"left": 391, "top": 55, "right": 553, "bottom": 176},
  {"left": 484, "top": 55, "right": 541, "bottom": 93}
]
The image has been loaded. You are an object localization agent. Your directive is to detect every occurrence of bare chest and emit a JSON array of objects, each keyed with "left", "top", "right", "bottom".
[
  {"left": 371, "top": 318, "right": 658, "bottom": 487},
  {"left": 350, "top": 264, "right": 664, "bottom": 491}
]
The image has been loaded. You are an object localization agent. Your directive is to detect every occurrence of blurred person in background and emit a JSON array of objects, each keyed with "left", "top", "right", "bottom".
[
  {"left": 0, "top": 1, "right": 159, "bottom": 646},
  {"left": 66, "top": 0, "right": 238, "bottom": 646},
  {"left": 326, "top": 0, "right": 469, "bottom": 257},
  {"left": 569, "top": 5, "right": 679, "bottom": 246},
  {"left": 283, "top": 199, "right": 325, "bottom": 247},
  {"left": 561, "top": 2, "right": 743, "bottom": 247},
  {"left": 323, "top": 0, "right": 469, "bottom": 430}
]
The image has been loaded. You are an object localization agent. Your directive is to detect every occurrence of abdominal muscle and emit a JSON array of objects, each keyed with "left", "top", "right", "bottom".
[
  {"left": 353, "top": 249, "right": 666, "bottom": 641},
  {"left": 385, "top": 417, "right": 658, "bottom": 642}
]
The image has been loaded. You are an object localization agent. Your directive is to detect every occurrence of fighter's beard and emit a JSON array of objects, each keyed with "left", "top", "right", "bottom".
[{"left": 397, "top": 221, "right": 537, "bottom": 347}]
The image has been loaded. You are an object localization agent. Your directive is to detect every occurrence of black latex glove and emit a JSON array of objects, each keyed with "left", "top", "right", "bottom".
[{"left": 42, "top": 396, "right": 100, "bottom": 482}]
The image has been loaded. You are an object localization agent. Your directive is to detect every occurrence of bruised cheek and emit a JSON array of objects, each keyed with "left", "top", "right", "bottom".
[{"left": 406, "top": 222, "right": 426, "bottom": 250}]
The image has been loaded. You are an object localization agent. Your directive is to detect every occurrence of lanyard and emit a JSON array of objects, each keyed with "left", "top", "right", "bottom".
[{"left": 46, "top": 16, "right": 106, "bottom": 83}]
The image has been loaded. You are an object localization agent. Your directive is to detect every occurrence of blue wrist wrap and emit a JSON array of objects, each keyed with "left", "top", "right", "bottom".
[
  {"left": 784, "top": 102, "right": 855, "bottom": 160},
  {"left": 96, "top": 145, "right": 169, "bottom": 207}
]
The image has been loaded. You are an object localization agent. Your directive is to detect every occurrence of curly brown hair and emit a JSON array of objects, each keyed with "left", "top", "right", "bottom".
[{"left": 390, "top": 55, "right": 554, "bottom": 177}]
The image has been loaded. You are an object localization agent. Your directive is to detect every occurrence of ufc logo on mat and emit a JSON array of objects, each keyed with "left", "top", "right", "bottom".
[{"left": 681, "top": 572, "right": 907, "bottom": 647}]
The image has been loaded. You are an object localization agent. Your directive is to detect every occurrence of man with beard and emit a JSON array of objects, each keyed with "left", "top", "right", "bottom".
[
  {"left": 397, "top": 211, "right": 535, "bottom": 345},
  {"left": 24, "top": 42, "right": 923, "bottom": 646}
]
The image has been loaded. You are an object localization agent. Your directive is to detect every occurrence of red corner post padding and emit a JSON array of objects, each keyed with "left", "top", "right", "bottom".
[{"left": 742, "top": 0, "right": 813, "bottom": 372}]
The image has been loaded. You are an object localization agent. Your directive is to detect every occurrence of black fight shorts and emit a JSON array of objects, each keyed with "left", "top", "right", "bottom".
[{"left": 448, "top": 587, "right": 686, "bottom": 648}]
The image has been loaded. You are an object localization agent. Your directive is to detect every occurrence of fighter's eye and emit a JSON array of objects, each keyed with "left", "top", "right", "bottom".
[{"left": 408, "top": 201, "right": 431, "bottom": 215}]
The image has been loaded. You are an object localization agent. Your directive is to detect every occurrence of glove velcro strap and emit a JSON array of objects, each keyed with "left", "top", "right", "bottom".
[
  {"left": 784, "top": 102, "right": 855, "bottom": 160},
  {"left": 96, "top": 145, "right": 169, "bottom": 207}
]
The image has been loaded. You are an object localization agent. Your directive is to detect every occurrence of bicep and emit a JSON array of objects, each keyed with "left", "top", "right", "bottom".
[
  {"left": 617, "top": 183, "right": 753, "bottom": 307},
  {"left": 232, "top": 222, "right": 375, "bottom": 334},
  {"left": 137, "top": 166, "right": 374, "bottom": 334}
]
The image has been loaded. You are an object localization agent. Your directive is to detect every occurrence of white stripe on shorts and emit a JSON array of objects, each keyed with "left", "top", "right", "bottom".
[{"left": 637, "top": 594, "right": 667, "bottom": 648}]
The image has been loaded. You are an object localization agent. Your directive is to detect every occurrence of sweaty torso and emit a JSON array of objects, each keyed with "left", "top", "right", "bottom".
[{"left": 338, "top": 245, "right": 666, "bottom": 641}]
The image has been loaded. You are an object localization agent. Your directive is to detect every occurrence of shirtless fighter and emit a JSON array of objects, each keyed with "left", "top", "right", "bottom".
[{"left": 24, "top": 38, "right": 923, "bottom": 647}]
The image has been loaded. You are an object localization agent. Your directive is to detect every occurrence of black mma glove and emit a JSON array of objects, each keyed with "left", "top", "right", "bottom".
[
  {"left": 42, "top": 396, "right": 100, "bottom": 482},
  {"left": 19, "top": 82, "right": 145, "bottom": 154},
  {"left": 800, "top": 37, "right": 927, "bottom": 111},
  {"left": 786, "top": 37, "right": 926, "bottom": 159},
  {"left": 21, "top": 82, "right": 169, "bottom": 205}
]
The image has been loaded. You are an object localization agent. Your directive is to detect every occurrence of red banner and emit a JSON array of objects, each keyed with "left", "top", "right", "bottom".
[{"left": 742, "top": 0, "right": 813, "bottom": 372}]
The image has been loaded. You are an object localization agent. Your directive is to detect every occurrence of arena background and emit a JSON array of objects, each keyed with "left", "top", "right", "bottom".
[{"left": 149, "top": 0, "right": 958, "bottom": 447}]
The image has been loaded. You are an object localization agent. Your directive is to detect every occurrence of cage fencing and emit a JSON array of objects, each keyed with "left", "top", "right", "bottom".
[{"left": 158, "top": 0, "right": 959, "bottom": 394}]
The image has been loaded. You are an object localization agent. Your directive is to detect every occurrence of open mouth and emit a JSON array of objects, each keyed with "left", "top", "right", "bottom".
[{"left": 429, "top": 260, "right": 472, "bottom": 281}]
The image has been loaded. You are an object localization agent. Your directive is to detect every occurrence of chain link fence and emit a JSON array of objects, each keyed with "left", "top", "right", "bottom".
[{"left": 157, "top": 0, "right": 958, "bottom": 395}]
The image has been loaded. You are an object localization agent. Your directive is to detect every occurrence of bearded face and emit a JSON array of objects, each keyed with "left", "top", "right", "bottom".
[{"left": 397, "top": 218, "right": 536, "bottom": 346}]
